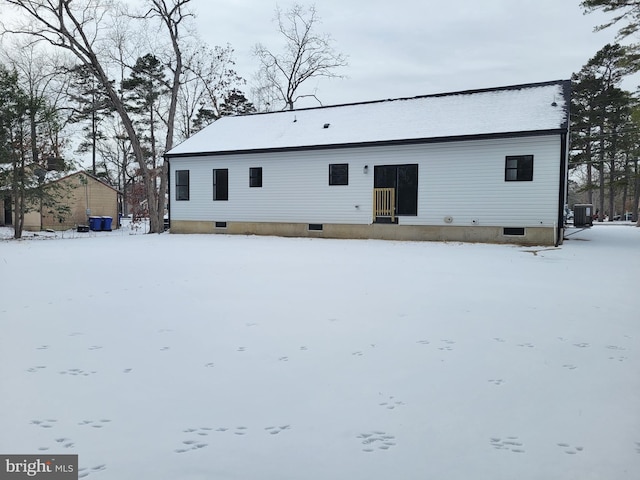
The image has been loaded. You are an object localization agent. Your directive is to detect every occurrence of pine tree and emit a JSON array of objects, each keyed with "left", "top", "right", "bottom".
[
  {"left": 571, "top": 45, "right": 639, "bottom": 221},
  {"left": 67, "top": 64, "right": 115, "bottom": 175},
  {"left": 121, "top": 54, "right": 168, "bottom": 173}
]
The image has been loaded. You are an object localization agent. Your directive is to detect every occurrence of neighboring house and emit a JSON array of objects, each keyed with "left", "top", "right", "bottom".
[
  {"left": 1, "top": 172, "right": 120, "bottom": 231},
  {"left": 165, "top": 80, "right": 571, "bottom": 246}
]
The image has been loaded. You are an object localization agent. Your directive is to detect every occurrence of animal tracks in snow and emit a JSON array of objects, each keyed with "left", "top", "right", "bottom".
[
  {"left": 606, "top": 344, "right": 628, "bottom": 362},
  {"left": 490, "top": 436, "right": 526, "bottom": 453},
  {"left": 438, "top": 339, "right": 456, "bottom": 351},
  {"left": 487, "top": 379, "right": 505, "bottom": 386},
  {"left": 264, "top": 425, "right": 291, "bottom": 435},
  {"left": 78, "top": 419, "right": 111, "bottom": 429},
  {"left": 414, "top": 338, "right": 456, "bottom": 351},
  {"left": 31, "top": 419, "right": 57, "bottom": 429},
  {"left": 491, "top": 436, "right": 590, "bottom": 455},
  {"left": 59, "top": 368, "right": 96, "bottom": 377},
  {"left": 26, "top": 365, "right": 47, "bottom": 373},
  {"left": 556, "top": 442, "right": 584, "bottom": 455},
  {"left": 174, "top": 427, "right": 211, "bottom": 453},
  {"left": 30, "top": 418, "right": 110, "bottom": 469},
  {"left": 378, "top": 394, "right": 405, "bottom": 410},
  {"left": 357, "top": 431, "right": 397, "bottom": 453},
  {"left": 78, "top": 464, "right": 107, "bottom": 478},
  {"left": 174, "top": 424, "right": 292, "bottom": 453}
]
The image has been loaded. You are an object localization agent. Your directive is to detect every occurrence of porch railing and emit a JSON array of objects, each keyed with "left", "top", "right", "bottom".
[{"left": 373, "top": 188, "right": 395, "bottom": 222}]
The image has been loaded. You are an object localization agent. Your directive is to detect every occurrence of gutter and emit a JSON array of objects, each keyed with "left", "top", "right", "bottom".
[{"left": 165, "top": 129, "right": 568, "bottom": 160}]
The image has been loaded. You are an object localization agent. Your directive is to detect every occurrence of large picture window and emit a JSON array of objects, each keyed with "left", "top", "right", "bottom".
[
  {"left": 505, "top": 155, "right": 534, "bottom": 181},
  {"left": 250, "top": 167, "right": 262, "bottom": 187},
  {"left": 175, "top": 170, "right": 189, "bottom": 201},
  {"left": 213, "top": 169, "right": 229, "bottom": 201},
  {"left": 329, "top": 163, "right": 349, "bottom": 185}
]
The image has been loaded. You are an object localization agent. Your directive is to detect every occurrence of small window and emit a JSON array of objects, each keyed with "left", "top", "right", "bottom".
[
  {"left": 329, "top": 163, "right": 348, "bottom": 185},
  {"left": 503, "top": 227, "right": 525, "bottom": 236},
  {"left": 175, "top": 170, "right": 189, "bottom": 201},
  {"left": 249, "top": 167, "right": 262, "bottom": 187},
  {"left": 213, "top": 169, "right": 228, "bottom": 201},
  {"left": 505, "top": 155, "right": 533, "bottom": 181}
]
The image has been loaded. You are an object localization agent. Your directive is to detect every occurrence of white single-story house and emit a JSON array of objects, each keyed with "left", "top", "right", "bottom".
[{"left": 165, "top": 80, "right": 571, "bottom": 246}]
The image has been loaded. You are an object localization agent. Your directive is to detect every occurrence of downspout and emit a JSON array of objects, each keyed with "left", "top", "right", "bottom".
[
  {"left": 556, "top": 80, "right": 571, "bottom": 247},
  {"left": 556, "top": 131, "right": 568, "bottom": 247},
  {"left": 166, "top": 157, "right": 171, "bottom": 231}
]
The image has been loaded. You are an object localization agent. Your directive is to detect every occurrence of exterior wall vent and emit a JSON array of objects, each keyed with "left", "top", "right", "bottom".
[
  {"left": 308, "top": 223, "right": 323, "bottom": 231},
  {"left": 503, "top": 227, "right": 525, "bottom": 236},
  {"left": 215, "top": 221, "right": 227, "bottom": 228}
]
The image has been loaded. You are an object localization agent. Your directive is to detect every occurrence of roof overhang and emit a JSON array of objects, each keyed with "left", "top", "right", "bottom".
[{"left": 165, "top": 128, "right": 567, "bottom": 159}]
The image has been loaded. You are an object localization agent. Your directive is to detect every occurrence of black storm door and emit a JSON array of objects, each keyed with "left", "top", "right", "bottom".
[{"left": 374, "top": 164, "right": 418, "bottom": 215}]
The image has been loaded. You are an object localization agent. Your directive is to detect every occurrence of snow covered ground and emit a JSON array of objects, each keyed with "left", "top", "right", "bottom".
[{"left": 1, "top": 223, "right": 638, "bottom": 480}]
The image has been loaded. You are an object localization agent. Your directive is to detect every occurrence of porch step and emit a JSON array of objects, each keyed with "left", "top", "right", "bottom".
[{"left": 374, "top": 216, "right": 398, "bottom": 224}]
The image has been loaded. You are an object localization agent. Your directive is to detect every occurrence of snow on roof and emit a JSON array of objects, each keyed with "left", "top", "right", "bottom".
[{"left": 167, "top": 80, "right": 569, "bottom": 157}]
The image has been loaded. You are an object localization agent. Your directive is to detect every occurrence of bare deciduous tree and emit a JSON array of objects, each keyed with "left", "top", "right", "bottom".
[
  {"left": 178, "top": 43, "right": 247, "bottom": 136},
  {"left": 253, "top": 3, "right": 347, "bottom": 111},
  {"left": 1, "top": 0, "right": 167, "bottom": 232},
  {"left": 1, "top": 0, "right": 194, "bottom": 233}
]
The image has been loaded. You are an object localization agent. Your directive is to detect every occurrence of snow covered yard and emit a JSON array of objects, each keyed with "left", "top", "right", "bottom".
[{"left": 0, "top": 225, "right": 638, "bottom": 480}]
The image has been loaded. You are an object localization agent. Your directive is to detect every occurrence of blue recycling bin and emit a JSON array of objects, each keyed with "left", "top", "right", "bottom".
[
  {"left": 102, "top": 216, "right": 113, "bottom": 231},
  {"left": 89, "top": 216, "right": 102, "bottom": 231}
]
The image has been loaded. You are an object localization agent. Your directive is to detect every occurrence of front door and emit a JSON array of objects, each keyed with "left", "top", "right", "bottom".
[{"left": 374, "top": 164, "right": 418, "bottom": 216}]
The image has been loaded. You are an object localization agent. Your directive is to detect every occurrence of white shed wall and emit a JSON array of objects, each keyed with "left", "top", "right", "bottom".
[{"left": 169, "top": 135, "right": 562, "bottom": 228}]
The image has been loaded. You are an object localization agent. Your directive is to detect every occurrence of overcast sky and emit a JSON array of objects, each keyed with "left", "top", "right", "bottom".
[{"left": 192, "top": 0, "right": 635, "bottom": 108}]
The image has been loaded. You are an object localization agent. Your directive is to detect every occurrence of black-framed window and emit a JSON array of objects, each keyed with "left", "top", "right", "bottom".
[
  {"left": 249, "top": 167, "right": 262, "bottom": 187},
  {"left": 213, "top": 169, "right": 228, "bottom": 201},
  {"left": 175, "top": 170, "right": 189, "bottom": 201},
  {"left": 505, "top": 155, "right": 534, "bottom": 181},
  {"left": 329, "top": 163, "right": 349, "bottom": 185}
]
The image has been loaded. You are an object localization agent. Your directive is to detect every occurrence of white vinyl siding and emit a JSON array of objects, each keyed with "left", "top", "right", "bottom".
[{"left": 169, "top": 135, "right": 561, "bottom": 228}]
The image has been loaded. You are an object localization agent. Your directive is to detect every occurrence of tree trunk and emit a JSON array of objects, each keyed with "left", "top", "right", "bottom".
[
  {"left": 157, "top": 163, "right": 168, "bottom": 229},
  {"left": 158, "top": 0, "right": 185, "bottom": 233},
  {"left": 587, "top": 162, "right": 593, "bottom": 204},
  {"left": 13, "top": 148, "right": 26, "bottom": 239},
  {"left": 634, "top": 160, "right": 640, "bottom": 226},
  {"left": 608, "top": 160, "right": 616, "bottom": 221},
  {"left": 598, "top": 164, "right": 605, "bottom": 221},
  {"left": 621, "top": 153, "right": 629, "bottom": 220}
]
